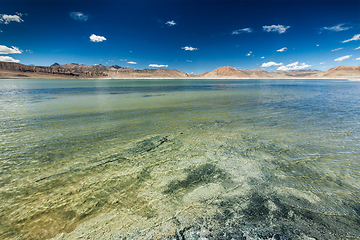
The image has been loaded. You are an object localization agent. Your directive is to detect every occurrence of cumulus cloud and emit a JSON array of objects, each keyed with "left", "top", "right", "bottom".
[
  {"left": 0, "top": 56, "right": 20, "bottom": 62},
  {"left": 127, "top": 61, "right": 137, "bottom": 64},
  {"left": 246, "top": 51, "right": 252, "bottom": 56},
  {"left": 182, "top": 46, "right": 198, "bottom": 51},
  {"left": 90, "top": 34, "right": 106, "bottom": 42},
  {"left": 277, "top": 47, "right": 287, "bottom": 52},
  {"left": 342, "top": 34, "right": 360, "bottom": 43},
  {"left": 0, "top": 14, "right": 24, "bottom": 24},
  {"left": 263, "top": 25, "right": 290, "bottom": 34},
  {"left": 334, "top": 55, "right": 352, "bottom": 61},
  {"left": 261, "top": 61, "right": 283, "bottom": 67},
  {"left": 232, "top": 28, "right": 253, "bottom": 35},
  {"left": 277, "top": 62, "right": 311, "bottom": 71},
  {"left": 149, "top": 64, "right": 168, "bottom": 67},
  {"left": 0, "top": 45, "right": 22, "bottom": 54},
  {"left": 322, "top": 23, "right": 351, "bottom": 32},
  {"left": 332, "top": 47, "right": 343, "bottom": 51},
  {"left": 70, "top": 12, "right": 89, "bottom": 22},
  {"left": 166, "top": 20, "right": 176, "bottom": 26}
]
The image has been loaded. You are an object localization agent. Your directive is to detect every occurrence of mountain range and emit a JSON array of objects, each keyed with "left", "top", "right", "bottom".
[{"left": 0, "top": 61, "right": 359, "bottom": 79}]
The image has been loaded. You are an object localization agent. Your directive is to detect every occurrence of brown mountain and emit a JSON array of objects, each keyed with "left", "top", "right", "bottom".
[
  {"left": 312, "top": 66, "right": 360, "bottom": 78},
  {"left": 0, "top": 62, "right": 190, "bottom": 79},
  {"left": 1, "top": 61, "right": 359, "bottom": 79}
]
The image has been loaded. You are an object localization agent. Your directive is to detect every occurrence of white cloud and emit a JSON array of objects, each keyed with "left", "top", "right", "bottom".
[
  {"left": 356, "top": 57, "right": 360, "bottom": 60},
  {"left": 263, "top": 25, "right": 290, "bottom": 34},
  {"left": 261, "top": 61, "right": 283, "bottom": 67},
  {"left": 70, "top": 12, "right": 89, "bottom": 22},
  {"left": 277, "top": 62, "right": 311, "bottom": 71},
  {"left": 0, "top": 45, "right": 22, "bottom": 54},
  {"left": 320, "top": 62, "right": 325, "bottom": 65},
  {"left": 246, "top": 51, "right": 252, "bottom": 56},
  {"left": 90, "top": 34, "right": 106, "bottom": 42},
  {"left": 0, "top": 14, "right": 24, "bottom": 24},
  {"left": 232, "top": 28, "right": 253, "bottom": 35},
  {"left": 355, "top": 46, "right": 360, "bottom": 50},
  {"left": 127, "top": 61, "right": 137, "bottom": 64},
  {"left": 0, "top": 56, "right": 20, "bottom": 63},
  {"left": 316, "top": 44, "right": 320, "bottom": 47},
  {"left": 261, "top": 56, "right": 265, "bottom": 59},
  {"left": 334, "top": 55, "right": 352, "bottom": 61},
  {"left": 186, "top": 60, "right": 192, "bottom": 62},
  {"left": 182, "top": 46, "right": 198, "bottom": 51},
  {"left": 277, "top": 47, "right": 287, "bottom": 52},
  {"left": 331, "top": 48, "right": 343, "bottom": 51},
  {"left": 323, "top": 23, "right": 351, "bottom": 32},
  {"left": 166, "top": 20, "right": 176, "bottom": 26},
  {"left": 149, "top": 64, "right": 168, "bottom": 67},
  {"left": 342, "top": 34, "right": 360, "bottom": 43}
]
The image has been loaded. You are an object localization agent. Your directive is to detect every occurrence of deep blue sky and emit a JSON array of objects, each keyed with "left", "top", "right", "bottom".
[{"left": 1, "top": 0, "right": 359, "bottom": 74}]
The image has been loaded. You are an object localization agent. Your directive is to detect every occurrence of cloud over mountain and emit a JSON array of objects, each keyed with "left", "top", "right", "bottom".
[
  {"left": 0, "top": 45, "right": 22, "bottom": 54},
  {"left": 182, "top": 46, "right": 198, "bottom": 51},
  {"left": 0, "top": 13, "right": 24, "bottom": 24},
  {"left": 232, "top": 28, "right": 253, "bottom": 35},
  {"left": 342, "top": 34, "right": 360, "bottom": 43},
  {"left": 334, "top": 55, "right": 352, "bottom": 62},
  {"left": 0, "top": 56, "right": 20, "bottom": 62},
  {"left": 90, "top": 34, "right": 106, "bottom": 42},
  {"left": 149, "top": 64, "right": 168, "bottom": 67},
  {"left": 70, "top": 12, "right": 89, "bottom": 22},
  {"left": 277, "top": 62, "right": 311, "bottom": 71},
  {"left": 261, "top": 61, "right": 283, "bottom": 67},
  {"left": 263, "top": 25, "right": 290, "bottom": 34}
]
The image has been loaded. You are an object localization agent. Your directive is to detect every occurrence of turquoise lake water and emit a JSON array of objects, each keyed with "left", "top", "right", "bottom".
[{"left": 0, "top": 78, "right": 359, "bottom": 239}]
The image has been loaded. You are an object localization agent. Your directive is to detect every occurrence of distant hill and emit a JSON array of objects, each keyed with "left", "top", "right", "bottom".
[{"left": 0, "top": 61, "right": 359, "bottom": 79}]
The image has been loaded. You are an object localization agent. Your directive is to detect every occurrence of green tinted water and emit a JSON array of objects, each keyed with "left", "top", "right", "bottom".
[{"left": 0, "top": 79, "right": 359, "bottom": 239}]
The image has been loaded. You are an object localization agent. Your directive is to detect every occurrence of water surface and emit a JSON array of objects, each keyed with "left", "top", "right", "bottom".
[{"left": 0, "top": 78, "right": 359, "bottom": 239}]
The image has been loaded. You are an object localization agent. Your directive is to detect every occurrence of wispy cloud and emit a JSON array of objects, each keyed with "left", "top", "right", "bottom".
[
  {"left": 277, "top": 47, "right": 287, "bottom": 52},
  {"left": 334, "top": 55, "right": 352, "bottom": 61},
  {"left": 246, "top": 51, "right": 252, "bottom": 56},
  {"left": 331, "top": 48, "right": 343, "bottom": 51},
  {"left": 277, "top": 62, "right": 311, "bottom": 71},
  {"left": 342, "top": 34, "right": 360, "bottom": 43},
  {"left": 356, "top": 57, "right": 360, "bottom": 60},
  {"left": 166, "top": 20, "right": 176, "bottom": 26},
  {"left": 322, "top": 23, "right": 351, "bottom": 32},
  {"left": 232, "top": 28, "right": 253, "bottom": 35},
  {"left": 149, "top": 64, "right": 168, "bottom": 67},
  {"left": 70, "top": 12, "right": 89, "bottom": 22},
  {"left": 90, "top": 34, "right": 106, "bottom": 42},
  {"left": 0, "top": 13, "right": 24, "bottom": 24},
  {"left": 263, "top": 25, "right": 290, "bottom": 34},
  {"left": 0, "top": 56, "right": 20, "bottom": 62},
  {"left": 127, "top": 61, "right": 137, "bottom": 64},
  {"left": 182, "top": 46, "right": 198, "bottom": 51},
  {"left": 320, "top": 62, "right": 325, "bottom": 65},
  {"left": 261, "top": 61, "right": 283, "bottom": 67},
  {"left": 355, "top": 46, "right": 360, "bottom": 50},
  {"left": 0, "top": 45, "right": 22, "bottom": 54},
  {"left": 186, "top": 60, "right": 192, "bottom": 62}
]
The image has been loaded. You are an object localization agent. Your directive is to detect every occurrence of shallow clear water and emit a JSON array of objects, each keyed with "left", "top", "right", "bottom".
[{"left": 0, "top": 78, "right": 359, "bottom": 240}]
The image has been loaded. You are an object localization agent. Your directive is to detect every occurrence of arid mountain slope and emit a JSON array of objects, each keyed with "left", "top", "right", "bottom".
[{"left": 0, "top": 62, "right": 359, "bottom": 79}]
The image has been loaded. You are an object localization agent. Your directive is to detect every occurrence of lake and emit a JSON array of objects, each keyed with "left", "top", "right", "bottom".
[{"left": 0, "top": 78, "right": 359, "bottom": 239}]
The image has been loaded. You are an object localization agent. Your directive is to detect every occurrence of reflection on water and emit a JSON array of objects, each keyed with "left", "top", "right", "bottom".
[{"left": 0, "top": 79, "right": 360, "bottom": 239}]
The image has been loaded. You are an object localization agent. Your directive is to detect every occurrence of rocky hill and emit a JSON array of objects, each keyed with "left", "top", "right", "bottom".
[
  {"left": 0, "top": 62, "right": 190, "bottom": 79},
  {"left": 0, "top": 61, "right": 359, "bottom": 79}
]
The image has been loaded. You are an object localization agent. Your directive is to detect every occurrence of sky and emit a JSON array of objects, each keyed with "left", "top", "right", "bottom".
[{"left": 0, "top": 0, "right": 359, "bottom": 74}]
